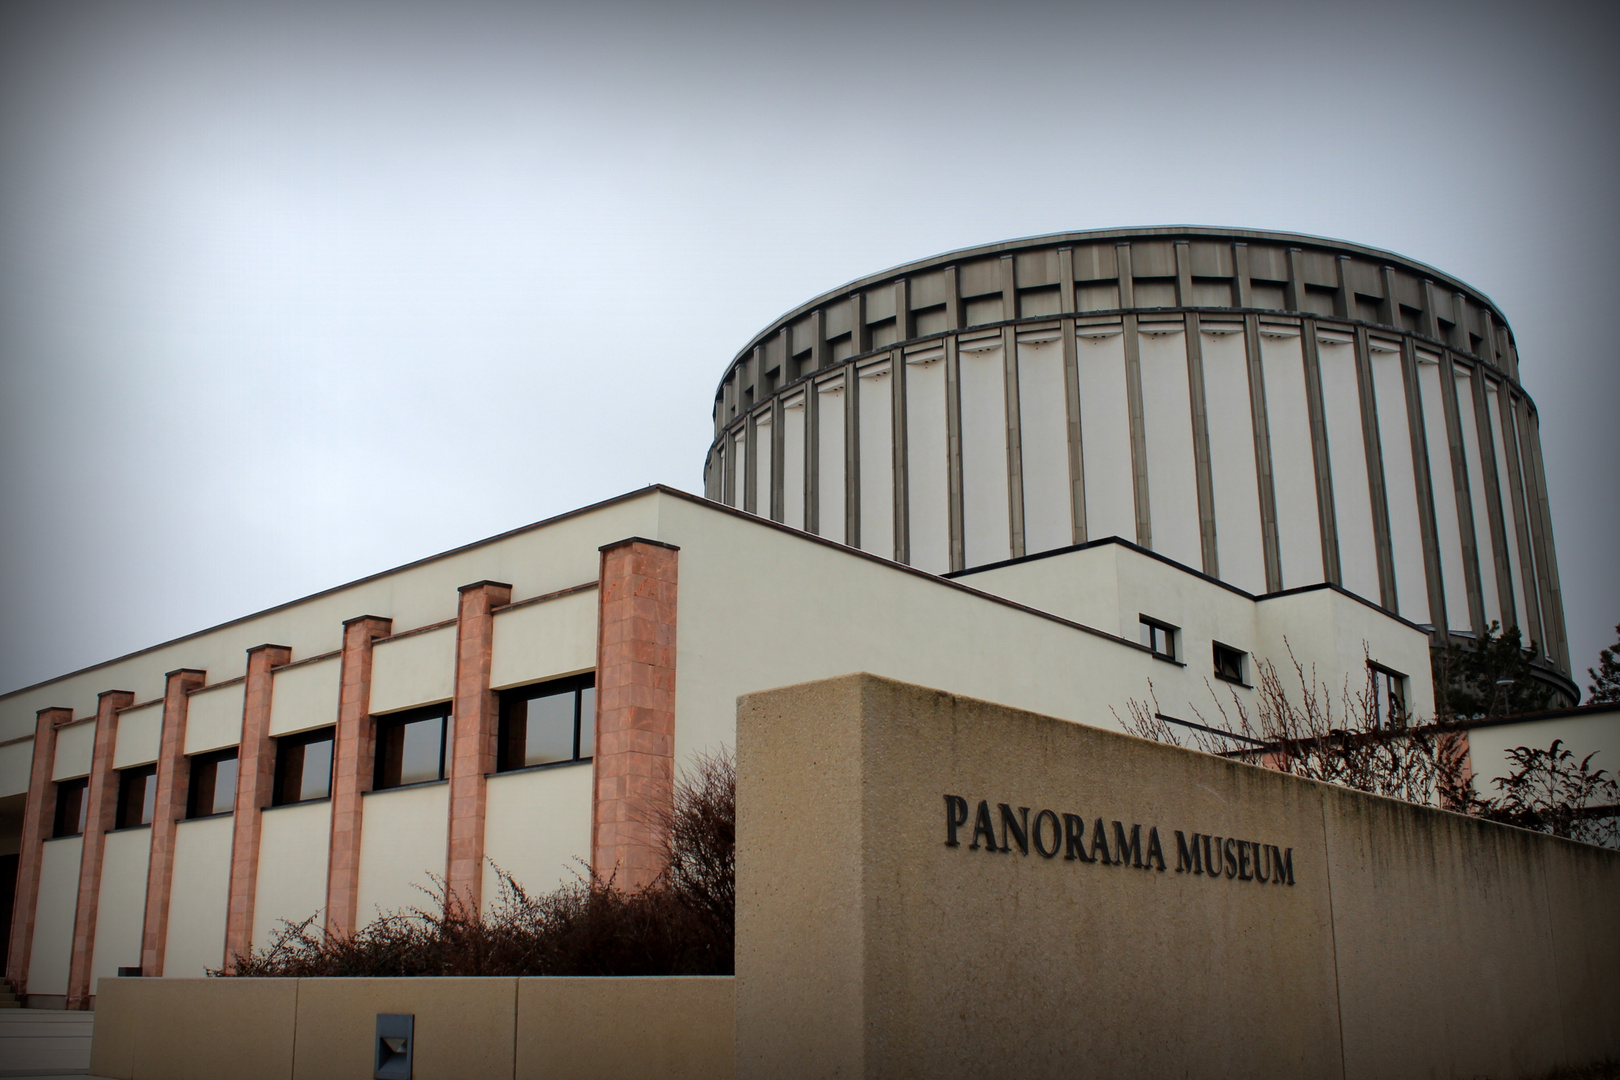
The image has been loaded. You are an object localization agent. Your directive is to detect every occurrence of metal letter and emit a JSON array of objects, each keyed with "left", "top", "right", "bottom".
[
  {"left": 944, "top": 795, "right": 969, "bottom": 847},
  {"left": 1064, "top": 814, "right": 1093, "bottom": 862},
  {"left": 970, "top": 801, "right": 996, "bottom": 851},
  {"left": 999, "top": 804, "right": 1030, "bottom": 855},
  {"left": 1032, "top": 809, "right": 1062, "bottom": 858}
]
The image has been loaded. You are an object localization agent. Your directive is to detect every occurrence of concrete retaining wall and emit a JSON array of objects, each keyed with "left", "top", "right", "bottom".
[
  {"left": 89, "top": 975, "right": 733, "bottom": 1080},
  {"left": 735, "top": 674, "right": 1620, "bottom": 1080}
]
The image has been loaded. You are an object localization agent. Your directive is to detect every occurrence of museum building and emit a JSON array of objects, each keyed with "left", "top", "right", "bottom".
[{"left": 0, "top": 228, "right": 1587, "bottom": 1009}]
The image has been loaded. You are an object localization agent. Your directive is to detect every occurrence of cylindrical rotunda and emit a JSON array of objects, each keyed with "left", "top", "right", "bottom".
[{"left": 704, "top": 227, "right": 1572, "bottom": 693}]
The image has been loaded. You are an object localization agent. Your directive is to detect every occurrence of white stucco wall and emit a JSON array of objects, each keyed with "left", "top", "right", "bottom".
[
  {"left": 1467, "top": 709, "right": 1620, "bottom": 793},
  {"left": 482, "top": 762, "right": 593, "bottom": 909},
  {"left": 112, "top": 703, "right": 163, "bottom": 769},
  {"left": 28, "top": 836, "right": 82, "bottom": 996},
  {"left": 355, "top": 781, "right": 448, "bottom": 923},
  {"left": 269, "top": 655, "right": 341, "bottom": 737},
  {"left": 51, "top": 719, "right": 95, "bottom": 781},
  {"left": 489, "top": 588, "right": 597, "bottom": 691},
  {"left": 184, "top": 682, "right": 244, "bottom": 755},
  {"left": 0, "top": 739, "right": 33, "bottom": 798},
  {"left": 370, "top": 625, "right": 456, "bottom": 715},
  {"left": 91, "top": 827, "right": 151, "bottom": 985},
  {"left": 252, "top": 800, "right": 330, "bottom": 950},
  {"left": 163, "top": 814, "right": 232, "bottom": 977}
]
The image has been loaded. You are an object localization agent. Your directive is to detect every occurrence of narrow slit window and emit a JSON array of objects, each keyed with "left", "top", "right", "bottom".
[
  {"left": 188, "top": 749, "right": 239, "bottom": 818},
  {"left": 374, "top": 705, "right": 451, "bottom": 789},
  {"left": 497, "top": 674, "right": 596, "bottom": 772},
  {"left": 1140, "top": 617, "right": 1179, "bottom": 661},
  {"left": 115, "top": 764, "right": 158, "bottom": 829},
  {"left": 272, "top": 727, "right": 335, "bottom": 806},
  {"left": 1213, "top": 642, "right": 1249, "bottom": 685},
  {"left": 53, "top": 777, "right": 89, "bottom": 837}
]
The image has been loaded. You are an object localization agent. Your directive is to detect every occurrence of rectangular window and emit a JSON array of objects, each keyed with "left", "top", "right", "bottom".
[
  {"left": 498, "top": 674, "right": 596, "bottom": 772},
  {"left": 1213, "top": 642, "right": 1249, "bottom": 685},
  {"left": 1139, "top": 617, "right": 1179, "bottom": 662},
  {"left": 272, "top": 727, "right": 334, "bottom": 806},
  {"left": 115, "top": 764, "right": 158, "bottom": 829},
  {"left": 53, "top": 777, "right": 89, "bottom": 838},
  {"left": 188, "top": 749, "right": 238, "bottom": 818},
  {"left": 1369, "top": 663, "right": 1408, "bottom": 729},
  {"left": 374, "top": 705, "right": 451, "bottom": 789}
]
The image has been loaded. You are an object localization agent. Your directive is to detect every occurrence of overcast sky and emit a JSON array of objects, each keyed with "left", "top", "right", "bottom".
[{"left": 2, "top": 0, "right": 1616, "bottom": 696}]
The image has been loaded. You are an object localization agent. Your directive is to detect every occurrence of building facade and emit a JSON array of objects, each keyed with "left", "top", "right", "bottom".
[
  {"left": 703, "top": 227, "right": 1573, "bottom": 697},
  {"left": 0, "top": 227, "right": 1594, "bottom": 1009}
]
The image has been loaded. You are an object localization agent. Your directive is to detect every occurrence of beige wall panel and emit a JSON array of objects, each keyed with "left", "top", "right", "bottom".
[
  {"left": 1370, "top": 345, "right": 1428, "bottom": 624},
  {"left": 516, "top": 976, "right": 735, "bottom": 1080},
  {"left": 903, "top": 354, "right": 949, "bottom": 573},
  {"left": 1466, "top": 710, "right": 1620, "bottom": 791},
  {"left": 754, "top": 412, "right": 774, "bottom": 520},
  {"left": 90, "top": 976, "right": 298, "bottom": 1080},
  {"left": 1015, "top": 335, "right": 1071, "bottom": 555},
  {"left": 0, "top": 737, "right": 33, "bottom": 797},
  {"left": 1077, "top": 329, "right": 1135, "bottom": 543},
  {"left": 0, "top": 495, "right": 658, "bottom": 744},
  {"left": 184, "top": 682, "right": 244, "bottom": 755},
  {"left": 163, "top": 814, "right": 233, "bottom": 977},
  {"left": 781, "top": 395, "right": 807, "bottom": 532},
  {"left": 482, "top": 762, "right": 592, "bottom": 907},
  {"left": 856, "top": 366, "right": 894, "bottom": 558},
  {"left": 1319, "top": 340, "right": 1380, "bottom": 601},
  {"left": 370, "top": 625, "right": 456, "bottom": 715},
  {"left": 958, "top": 340, "right": 1010, "bottom": 567},
  {"left": 112, "top": 702, "right": 163, "bottom": 769},
  {"left": 1138, "top": 326, "right": 1202, "bottom": 568},
  {"left": 51, "top": 719, "right": 95, "bottom": 780},
  {"left": 1258, "top": 327, "right": 1323, "bottom": 587},
  {"left": 355, "top": 781, "right": 448, "bottom": 924},
  {"left": 28, "top": 836, "right": 83, "bottom": 996},
  {"left": 91, "top": 827, "right": 152, "bottom": 986},
  {"left": 1323, "top": 791, "right": 1565, "bottom": 1079},
  {"left": 1201, "top": 326, "right": 1268, "bottom": 594},
  {"left": 489, "top": 589, "right": 597, "bottom": 692},
  {"left": 268, "top": 655, "right": 341, "bottom": 737},
  {"left": 816, "top": 382, "right": 846, "bottom": 544},
  {"left": 735, "top": 675, "right": 1344, "bottom": 1079},
  {"left": 253, "top": 801, "right": 331, "bottom": 950},
  {"left": 292, "top": 977, "right": 518, "bottom": 1080},
  {"left": 1418, "top": 356, "right": 1468, "bottom": 631},
  {"left": 1455, "top": 369, "right": 1502, "bottom": 628}
]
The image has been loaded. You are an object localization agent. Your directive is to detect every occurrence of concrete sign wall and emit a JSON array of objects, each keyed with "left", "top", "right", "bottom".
[{"left": 736, "top": 674, "right": 1620, "bottom": 1080}]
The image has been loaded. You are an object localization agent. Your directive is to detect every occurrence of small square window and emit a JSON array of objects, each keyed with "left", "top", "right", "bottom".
[
  {"left": 374, "top": 705, "right": 451, "bottom": 789},
  {"left": 498, "top": 674, "right": 596, "bottom": 772},
  {"left": 188, "top": 749, "right": 239, "bottom": 818},
  {"left": 115, "top": 764, "right": 158, "bottom": 829},
  {"left": 53, "top": 777, "right": 89, "bottom": 838},
  {"left": 273, "top": 728, "right": 334, "bottom": 806},
  {"left": 1139, "top": 617, "right": 1179, "bottom": 661},
  {"left": 1369, "top": 663, "right": 1408, "bottom": 729},
  {"left": 1213, "top": 642, "right": 1248, "bottom": 685}
]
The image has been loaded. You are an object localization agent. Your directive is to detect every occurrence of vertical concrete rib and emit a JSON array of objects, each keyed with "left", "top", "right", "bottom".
[
  {"left": 1184, "top": 312, "right": 1220, "bottom": 576},
  {"left": 1439, "top": 352, "right": 1487, "bottom": 634},
  {"left": 845, "top": 360, "right": 860, "bottom": 549},
  {"left": 65, "top": 690, "right": 136, "bottom": 1009},
  {"left": 945, "top": 334, "right": 965, "bottom": 572},
  {"left": 1244, "top": 313, "right": 1283, "bottom": 593},
  {"left": 1301, "top": 319, "right": 1343, "bottom": 585},
  {"left": 1003, "top": 323, "right": 1027, "bottom": 560},
  {"left": 1468, "top": 363, "right": 1516, "bottom": 628},
  {"left": 1500, "top": 392, "right": 1544, "bottom": 647},
  {"left": 325, "top": 615, "right": 393, "bottom": 938},
  {"left": 891, "top": 347, "right": 910, "bottom": 563},
  {"left": 1353, "top": 327, "right": 1399, "bottom": 611},
  {"left": 445, "top": 581, "right": 511, "bottom": 910},
  {"left": 1401, "top": 339, "right": 1448, "bottom": 635},
  {"left": 1521, "top": 410, "right": 1569, "bottom": 669},
  {"left": 223, "top": 643, "right": 292, "bottom": 965}
]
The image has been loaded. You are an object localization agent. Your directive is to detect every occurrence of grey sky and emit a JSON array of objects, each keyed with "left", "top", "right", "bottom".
[{"left": 2, "top": 0, "right": 1616, "bottom": 695}]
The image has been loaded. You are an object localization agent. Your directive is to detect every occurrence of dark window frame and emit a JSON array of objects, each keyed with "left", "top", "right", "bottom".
[
  {"left": 272, "top": 726, "right": 336, "bottom": 806},
  {"left": 1369, "top": 663, "right": 1409, "bottom": 729},
  {"left": 1213, "top": 642, "right": 1249, "bottom": 686},
  {"left": 497, "top": 673, "right": 596, "bottom": 774},
  {"left": 52, "top": 777, "right": 89, "bottom": 838},
  {"left": 187, "top": 748, "right": 239, "bottom": 819},
  {"left": 373, "top": 703, "right": 452, "bottom": 791},
  {"left": 114, "top": 764, "right": 158, "bottom": 830},
  {"left": 1139, "top": 616, "right": 1180, "bottom": 662}
]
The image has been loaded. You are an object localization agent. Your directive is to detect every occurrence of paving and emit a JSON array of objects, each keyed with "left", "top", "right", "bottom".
[{"left": 0, "top": 1008, "right": 107, "bottom": 1079}]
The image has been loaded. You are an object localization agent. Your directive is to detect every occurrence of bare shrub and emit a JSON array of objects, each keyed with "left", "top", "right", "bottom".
[
  {"left": 217, "top": 749, "right": 735, "bottom": 978},
  {"left": 1116, "top": 643, "right": 1471, "bottom": 810},
  {"left": 1475, "top": 740, "right": 1619, "bottom": 849}
]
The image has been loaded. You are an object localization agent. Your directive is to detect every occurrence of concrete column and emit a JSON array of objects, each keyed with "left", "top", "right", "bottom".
[
  {"left": 223, "top": 643, "right": 292, "bottom": 966},
  {"left": 5, "top": 706, "right": 73, "bottom": 995},
  {"left": 325, "top": 615, "right": 393, "bottom": 938},
  {"left": 445, "top": 582, "right": 513, "bottom": 909},
  {"left": 592, "top": 538, "right": 679, "bottom": 892},
  {"left": 65, "top": 689, "right": 135, "bottom": 1009},
  {"left": 138, "top": 668, "right": 207, "bottom": 975}
]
